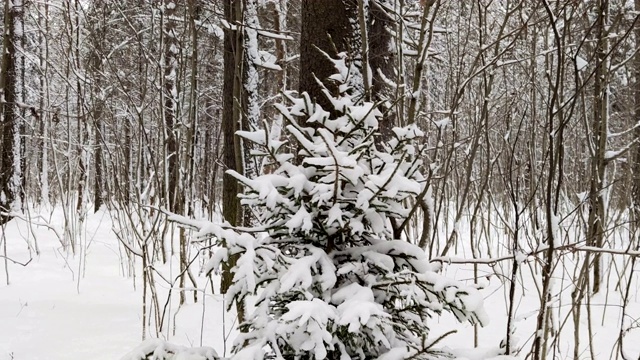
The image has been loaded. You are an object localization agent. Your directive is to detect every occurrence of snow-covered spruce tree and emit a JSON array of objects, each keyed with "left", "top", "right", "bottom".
[{"left": 204, "top": 55, "right": 488, "bottom": 360}]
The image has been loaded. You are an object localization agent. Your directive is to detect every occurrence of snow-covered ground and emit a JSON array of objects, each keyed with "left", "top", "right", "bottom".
[
  {"left": 1, "top": 208, "right": 639, "bottom": 359},
  {"left": 0, "top": 209, "right": 139, "bottom": 359},
  {"left": 0, "top": 209, "right": 231, "bottom": 360}
]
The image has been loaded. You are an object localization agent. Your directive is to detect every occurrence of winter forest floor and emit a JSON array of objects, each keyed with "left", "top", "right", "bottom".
[
  {"left": 1, "top": 207, "right": 639, "bottom": 360},
  {"left": 0, "top": 208, "right": 228, "bottom": 360}
]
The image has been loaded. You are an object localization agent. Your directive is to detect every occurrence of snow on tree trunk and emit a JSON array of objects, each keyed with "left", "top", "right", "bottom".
[
  {"left": 239, "top": 0, "right": 261, "bottom": 227},
  {"left": 37, "top": 0, "right": 49, "bottom": 207},
  {"left": 163, "top": 0, "right": 180, "bottom": 213}
]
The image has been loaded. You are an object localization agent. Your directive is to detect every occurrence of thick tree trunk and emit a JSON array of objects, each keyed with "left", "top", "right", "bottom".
[
  {"left": 369, "top": 1, "right": 396, "bottom": 141},
  {"left": 221, "top": 0, "right": 239, "bottom": 295},
  {"left": 220, "top": 0, "right": 262, "bottom": 326},
  {"left": 0, "top": 0, "right": 23, "bottom": 225},
  {"left": 299, "top": 0, "right": 355, "bottom": 109}
]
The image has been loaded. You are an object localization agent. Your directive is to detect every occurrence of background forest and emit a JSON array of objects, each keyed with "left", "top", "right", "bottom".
[{"left": 1, "top": 0, "right": 640, "bottom": 359}]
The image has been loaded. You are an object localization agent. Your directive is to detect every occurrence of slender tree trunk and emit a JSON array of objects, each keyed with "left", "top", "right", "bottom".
[
  {"left": 163, "top": 0, "right": 180, "bottom": 213},
  {"left": 274, "top": 0, "right": 287, "bottom": 94},
  {"left": 587, "top": 0, "right": 609, "bottom": 294},
  {"left": 72, "top": 0, "right": 87, "bottom": 217},
  {"left": 633, "top": 0, "right": 640, "bottom": 225},
  {"left": 238, "top": 0, "right": 260, "bottom": 227},
  {"left": 37, "top": 2, "right": 50, "bottom": 206},
  {"left": 534, "top": 3, "right": 567, "bottom": 358},
  {"left": 88, "top": 5, "right": 107, "bottom": 213}
]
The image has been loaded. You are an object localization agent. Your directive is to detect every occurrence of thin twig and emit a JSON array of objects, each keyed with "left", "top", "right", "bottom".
[{"left": 0, "top": 255, "right": 32, "bottom": 267}]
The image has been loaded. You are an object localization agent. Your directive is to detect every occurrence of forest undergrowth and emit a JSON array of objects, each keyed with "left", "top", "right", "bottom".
[{"left": 2, "top": 200, "right": 639, "bottom": 360}]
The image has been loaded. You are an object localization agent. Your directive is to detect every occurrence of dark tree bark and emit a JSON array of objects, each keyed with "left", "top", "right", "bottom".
[
  {"left": 0, "top": 0, "right": 23, "bottom": 225},
  {"left": 587, "top": 0, "right": 608, "bottom": 294},
  {"left": 299, "top": 1, "right": 393, "bottom": 129},
  {"left": 299, "top": 0, "right": 355, "bottom": 110},
  {"left": 368, "top": 1, "right": 396, "bottom": 140},
  {"left": 219, "top": 0, "right": 262, "bottom": 327},
  {"left": 221, "top": 0, "right": 240, "bottom": 295}
]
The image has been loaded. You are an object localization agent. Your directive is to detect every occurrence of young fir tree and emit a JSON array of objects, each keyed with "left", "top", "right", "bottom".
[{"left": 188, "top": 55, "right": 487, "bottom": 360}]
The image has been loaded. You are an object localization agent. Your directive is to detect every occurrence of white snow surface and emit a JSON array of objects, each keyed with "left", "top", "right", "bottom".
[
  {"left": 2, "top": 206, "right": 640, "bottom": 360},
  {"left": 575, "top": 55, "right": 588, "bottom": 71},
  {"left": 0, "top": 208, "right": 230, "bottom": 360}
]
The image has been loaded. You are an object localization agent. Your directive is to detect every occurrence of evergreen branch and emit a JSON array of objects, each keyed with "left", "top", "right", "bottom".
[{"left": 317, "top": 129, "right": 341, "bottom": 205}]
